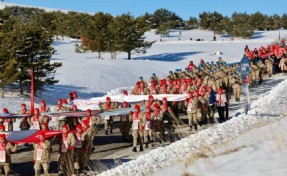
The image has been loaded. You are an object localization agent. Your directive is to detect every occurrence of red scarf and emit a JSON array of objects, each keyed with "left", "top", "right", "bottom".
[
  {"left": 146, "top": 112, "right": 151, "bottom": 120},
  {"left": 0, "top": 142, "right": 6, "bottom": 151},
  {"left": 162, "top": 104, "right": 167, "bottom": 111},
  {"left": 133, "top": 112, "right": 140, "bottom": 120},
  {"left": 106, "top": 103, "right": 111, "bottom": 110},
  {"left": 155, "top": 110, "right": 160, "bottom": 116},
  {"left": 151, "top": 86, "right": 156, "bottom": 94},
  {"left": 86, "top": 115, "right": 91, "bottom": 124},
  {"left": 21, "top": 109, "right": 27, "bottom": 114},
  {"left": 33, "top": 115, "right": 39, "bottom": 122},
  {"left": 40, "top": 106, "right": 46, "bottom": 113},
  {"left": 62, "top": 132, "right": 68, "bottom": 140}
]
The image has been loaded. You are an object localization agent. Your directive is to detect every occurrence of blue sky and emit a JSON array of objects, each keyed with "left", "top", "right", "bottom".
[{"left": 5, "top": 0, "right": 287, "bottom": 20}]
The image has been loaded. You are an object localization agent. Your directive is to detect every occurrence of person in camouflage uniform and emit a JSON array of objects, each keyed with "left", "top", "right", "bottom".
[{"left": 119, "top": 101, "right": 131, "bottom": 142}]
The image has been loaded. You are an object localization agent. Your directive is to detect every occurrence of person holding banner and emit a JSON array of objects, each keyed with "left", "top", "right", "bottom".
[
  {"left": 78, "top": 109, "right": 100, "bottom": 156},
  {"left": 2, "top": 108, "right": 15, "bottom": 132},
  {"left": 18, "top": 103, "right": 31, "bottom": 131},
  {"left": 29, "top": 108, "right": 44, "bottom": 130},
  {"left": 130, "top": 104, "right": 144, "bottom": 152},
  {"left": 99, "top": 97, "right": 118, "bottom": 135},
  {"left": 73, "top": 124, "right": 89, "bottom": 176},
  {"left": 0, "top": 134, "right": 18, "bottom": 176},
  {"left": 56, "top": 125, "right": 75, "bottom": 176},
  {"left": 33, "top": 132, "right": 51, "bottom": 176},
  {"left": 151, "top": 104, "right": 164, "bottom": 146},
  {"left": 185, "top": 92, "right": 199, "bottom": 131},
  {"left": 119, "top": 101, "right": 131, "bottom": 142}
]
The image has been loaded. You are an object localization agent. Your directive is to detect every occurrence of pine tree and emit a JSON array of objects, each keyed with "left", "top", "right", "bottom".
[
  {"left": 0, "top": 59, "right": 20, "bottom": 98},
  {"left": 111, "top": 13, "right": 155, "bottom": 60},
  {"left": 80, "top": 12, "right": 113, "bottom": 59},
  {"left": 11, "top": 22, "right": 62, "bottom": 94}
]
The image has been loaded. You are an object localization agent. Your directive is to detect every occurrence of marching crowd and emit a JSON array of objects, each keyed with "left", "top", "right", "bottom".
[{"left": 0, "top": 43, "right": 286, "bottom": 176}]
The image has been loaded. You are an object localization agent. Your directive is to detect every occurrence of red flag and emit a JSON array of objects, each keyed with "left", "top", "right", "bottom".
[{"left": 30, "top": 67, "right": 34, "bottom": 114}]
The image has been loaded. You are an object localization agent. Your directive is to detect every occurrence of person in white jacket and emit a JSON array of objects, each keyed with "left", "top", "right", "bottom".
[{"left": 215, "top": 88, "right": 227, "bottom": 123}]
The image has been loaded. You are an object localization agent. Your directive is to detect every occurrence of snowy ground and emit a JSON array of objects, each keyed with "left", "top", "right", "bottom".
[{"left": 155, "top": 117, "right": 287, "bottom": 176}]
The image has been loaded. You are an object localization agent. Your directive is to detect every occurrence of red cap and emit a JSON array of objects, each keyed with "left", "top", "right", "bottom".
[
  {"left": 123, "top": 90, "right": 128, "bottom": 95},
  {"left": 41, "top": 123, "right": 48, "bottom": 129},
  {"left": 106, "top": 97, "right": 111, "bottom": 101},
  {"left": 21, "top": 103, "right": 26, "bottom": 107},
  {"left": 2, "top": 108, "right": 8, "bottom": 114},
  {"left": 122, "top": 101, "right": 128, "bottom": 107},
  {"left": 57, "top": 99, "right": 62, "bottom": 104},
  {"left": 162, "top": 97, "right": 167, "bottom": 101},
  {"left": 87, "top": 109, "right": 92, "bottom": 113},
  {"left": 153, "top": 103, "right": 160, "bottom": 109},
  {"left": 76, "top": 124, "right": 82, "bottom": 130},
  {"left": 134, "top": 104, "right": 140, "bottom": 111},
  {"left": 35, "top": 108, "right": 40, "bottom": 113},
  {"left": 148, "top": 95, "right": 154, "bottom": 100},
  {"left": 146, "top": 106, "right": 151, "bottom": 110},
  {"left": 218, "top": 88, "right": 223, "bottom": 94},
  {"left": 41, "top": 99, "right": 46, "bottom": 104},
  {"left": 63, "top": 99, "right": 68, "bottom": 104},
  {"left": 0, "top": 134, "right": 6, "bottom": 139},
  {"left": 62, "top": 125, "right": 69, "bottom": 130},
  {"left": 73, "top": 92, "right": 78, "bottom": 97},
  {"left": 72, "top": 105, "right": 77, "bottom": 110}
]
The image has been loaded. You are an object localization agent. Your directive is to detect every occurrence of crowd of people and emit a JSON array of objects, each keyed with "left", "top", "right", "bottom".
[{"left": 0, "top": 42, "right": 286, "bottom": 176}]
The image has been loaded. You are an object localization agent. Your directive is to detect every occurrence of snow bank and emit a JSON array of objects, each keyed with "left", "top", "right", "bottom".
[{"left": 99, "top": 77, "right": 287, "bottom": 176}]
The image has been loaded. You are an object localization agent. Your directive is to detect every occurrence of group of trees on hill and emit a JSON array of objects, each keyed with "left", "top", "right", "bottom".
[
  {"left": 0, "top": 6, "right": 287, "bottom": 96},
  {"left": 0, "top": 7, "right": 62, "bottom": 96}
]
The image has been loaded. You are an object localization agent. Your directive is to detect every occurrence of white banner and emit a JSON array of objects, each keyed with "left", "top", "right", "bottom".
[{"left": 73, "top": 94, "right": 188, "bottom": 110}]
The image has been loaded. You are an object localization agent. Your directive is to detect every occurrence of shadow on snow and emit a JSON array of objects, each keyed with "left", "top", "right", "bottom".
[{"left": 133, "top": 51, "right": 203, "bottom": 62}]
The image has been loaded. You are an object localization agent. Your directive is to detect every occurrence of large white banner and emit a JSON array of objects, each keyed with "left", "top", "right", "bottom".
[{"left": 73, "top": 94, "right": 188, "bottom": 110}]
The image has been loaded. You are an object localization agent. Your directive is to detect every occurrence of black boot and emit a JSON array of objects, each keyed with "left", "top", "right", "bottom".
[
  {"left": 132, "top": 147, "right": 137, "bottom": 152},
  {"left": 145, "top": 143, "right": 148, "bottom": 149},
  {"left": 139, "top": 145, "right": 144, "bottom": 151},
  {"left": 110, "top": 128, "right": 113, "bottom": 134},
  {"left": 105, "top": 130, "right": 108, "bottom": 135}
]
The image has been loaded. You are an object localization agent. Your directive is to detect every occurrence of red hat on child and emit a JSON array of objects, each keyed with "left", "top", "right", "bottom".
[
  {"left": 2, "top": 108, "right": 8, "bottom": 114},
  {"left": 62, "top": 125, "right": 69, "bottom": 130},
  {"left": 153, "top": 104, "right": 160, "bottom": 109},
  {"left": 0, "top": 134, "right": 6, "bottom": 139},
  {"left": 76, "top": 124, "right": 82, "bottom": 130}
]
